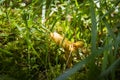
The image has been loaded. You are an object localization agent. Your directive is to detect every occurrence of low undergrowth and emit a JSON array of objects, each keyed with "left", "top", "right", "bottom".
[{"left": 0, "top": 0, "right": 120, "bottom": 80}]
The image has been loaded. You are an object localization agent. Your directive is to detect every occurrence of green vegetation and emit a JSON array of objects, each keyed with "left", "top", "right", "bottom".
[{"left": 0, "top": 0, "right": 120, "bottom": 80}]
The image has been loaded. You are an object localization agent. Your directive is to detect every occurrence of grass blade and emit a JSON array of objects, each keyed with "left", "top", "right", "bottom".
[{"left": 99, "top": 58, "right": 120, "bottom": 79}]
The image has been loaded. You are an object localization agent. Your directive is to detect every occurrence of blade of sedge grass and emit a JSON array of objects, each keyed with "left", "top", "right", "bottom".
[
  {"left": 102, "top": 18, "right": 117, "bottom": 80},
  {"left": 89, "top": 0, "right": 97, "bottom": 52},
  {"left": 101, "top": 37, "right": 112, "bottom": 72},
  {"left": 99, "top": 58, "right": 120, "bottom": 79},
  {"left": 114, "top": 34, "right": 120, "bottom": 55},
  {"left": 102, "top": 18, "right": 115, "bottom": 39},
  {"left": 88, "top": 0, "right": 98, "bottom": 80}
]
